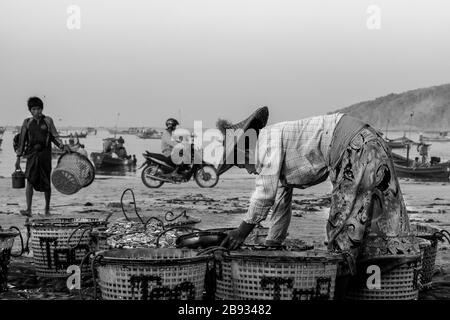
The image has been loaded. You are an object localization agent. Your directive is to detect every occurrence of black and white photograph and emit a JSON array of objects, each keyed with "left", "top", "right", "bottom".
[{"left": 1, "top": 0, "right": 450, "bottom": 311}]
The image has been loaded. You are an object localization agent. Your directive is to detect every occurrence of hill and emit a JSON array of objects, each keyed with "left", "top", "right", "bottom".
[{"left": 333, "top": 83, "right": 450, "bottom": 132}]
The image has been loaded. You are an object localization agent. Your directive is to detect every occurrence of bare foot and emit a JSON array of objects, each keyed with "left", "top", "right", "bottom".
[{"left": 20, "top": 209, "right": 32, "bottom": 217}]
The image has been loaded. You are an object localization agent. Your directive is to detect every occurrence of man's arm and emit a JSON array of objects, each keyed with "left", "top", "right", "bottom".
[
  {"left": 220, "top": 127, "right": 284, "bottom": 249},
  {"left": 16, "top": 119, "right": 29, "bottom": 157},
  {"left": 244, "top": 127, "right": 284, "bottom": 224},
  {"left": 45, "top": 116, "right": 64, "bottom": 149}
]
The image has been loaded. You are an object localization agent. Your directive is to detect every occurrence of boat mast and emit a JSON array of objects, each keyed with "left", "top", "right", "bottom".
[{"left": 114, "top": 112, "right": 120, "bottom": 139}]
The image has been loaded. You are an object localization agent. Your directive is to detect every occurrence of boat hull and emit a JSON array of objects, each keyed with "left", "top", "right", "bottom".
[
  {"left": 90, "top": 152, "right": 136, "bottom": 168},
  {"left": 394, "top": 163, "right": 450, "bottom": 181}
]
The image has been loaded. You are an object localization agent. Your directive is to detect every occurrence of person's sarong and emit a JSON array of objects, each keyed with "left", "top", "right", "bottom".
[
  {"left": 326, "top": 127, "right": 419, "bottom": 266},
  {"left": 25, "top": 145, "right": 52, "bottom": 192}
]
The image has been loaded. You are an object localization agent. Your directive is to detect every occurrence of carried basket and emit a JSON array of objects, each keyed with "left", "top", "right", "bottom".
[
  {"left": 51, "top": 152, "right": 95, "bottom": 195},
  {"left": 29, "top": 217, "right": 108, "bottom": 277},
  {"left": 214, "top": 249, "right": 342, "bottom": 300},
  {"left": 91, "top": 248, "right": 214, "bottom": 300},
  {"left": 1, "top": 227, "right": 24, "bottom": 292},
  {"left": 410, "top": 223, "right": 450, "bottom": 289},
  {"left": 344, "top": 254, "right": 422, "bottom": 300}
]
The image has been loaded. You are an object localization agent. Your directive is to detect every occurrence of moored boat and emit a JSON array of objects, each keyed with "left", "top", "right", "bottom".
[
  {"left": 394, "top": 163, "right": 450, "bottom": 181},
  {"left": 90, "top": 137, "right": 137, "bottom": 168},
  {"left": 90, "top": 152, "right": 137, "bottom": 167},
  {"left": 420, "top": 131, "right": 450, "bottom": 142}
]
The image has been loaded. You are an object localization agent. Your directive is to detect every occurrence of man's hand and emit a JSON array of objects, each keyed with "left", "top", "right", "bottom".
[
  {"left": 220, "top": 221, "right": 256, "bottom": 250},
  {"left": 15, "top": 157, "right": 21, "bottom": 170}
]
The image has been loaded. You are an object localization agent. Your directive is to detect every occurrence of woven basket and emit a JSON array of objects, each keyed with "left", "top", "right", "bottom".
[
  {"left": 215, "top": 249, "right": 342, "bottom": 300},
  {"left": 93, "top": 248, "right": 213, "bottom": 300},
  {"left": 0, "top": 229, "right": 20, "bottom": 292},
  {"left": 30, "top": 217, "right": 108, "bottom": 277},
  {"left": 51, "top": 153, "right": 95, "bottom": 195},
  {"left": 410, "top": 223, "right": 446, "bottom": 289},
  {"left": 345, "top": 254, "right": 422, "bottom": 300}
]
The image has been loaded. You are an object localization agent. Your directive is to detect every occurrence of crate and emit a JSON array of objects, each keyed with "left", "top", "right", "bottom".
[
  {"left": 215, "top": 249, "right": 342, "bottom": 300},
  {"left": 344, "top": 254, "right": 422, "bottom": 300},
  {"left": 93, "top": 248, "right": 214, "bottom": 300},
  {"left": 29, "top": 217, "right": 108, "bottom": 277}
]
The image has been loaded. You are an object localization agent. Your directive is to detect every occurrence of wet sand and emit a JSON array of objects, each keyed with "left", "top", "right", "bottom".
[{"left": 1, "top": 167, "right": 450, "bottom": 299}]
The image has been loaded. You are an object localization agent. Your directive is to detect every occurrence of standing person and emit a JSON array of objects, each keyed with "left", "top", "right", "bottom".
[
  {"left": 218, "top": 108, "right": 418, "bottom": 288},
  {"left": 15, "top": 97, "right": 68, "bottom": 216}
]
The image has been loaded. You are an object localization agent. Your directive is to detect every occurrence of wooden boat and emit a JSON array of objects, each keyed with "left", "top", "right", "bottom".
[
  {"left": 90, "top": 152, "right": 137, "bottom": 167},
  {"left": 385, "top": 136, "right": 418, "bottom": 149},
  {"left": 86, "top": 127, "right": 97, "bottom": 135},
  {"left": 391, "top": 152, "right": 414, "bottom": 166},
  {"left": 90, "top": 137, "right": 136, "bottom": 168},
  {"left": 420, "top": 131, "right": 450, "bottom": 142},
  {"left": 136, "top": 129, "right": 162, "bottom": 139},
  {"left": 59, "top": 131, "right": 87, "bottom": 139},
  {"left": 394, "top": 163, "right": 450, "bottom": 181}
]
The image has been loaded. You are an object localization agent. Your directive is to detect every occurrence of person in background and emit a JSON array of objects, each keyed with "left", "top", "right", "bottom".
[
  {"left": 15, "top": 97, "right": 69, "bottom": 216},
  {"left": 413, "top": 157, "right": 420, "bottom": 168},
  {"left": 417, "top": 142, "right": 429, "bottom": 165},
  {"left": 161, "top": 118, "right": 184, "bottom": 178},
  {"left": 114, "top": 136, "right": 128, "bottom": 158}
]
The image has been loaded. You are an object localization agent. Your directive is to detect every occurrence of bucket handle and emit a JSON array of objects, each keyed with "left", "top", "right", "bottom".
[
  {"left": 155, "top": 226, "right": 201, "bottom": 248},
  {"left": 120, "top": 188, "right": 145, "bottom": 225},
  {"left": 9, "top": 226, "right": 25, "bottom": 257}
]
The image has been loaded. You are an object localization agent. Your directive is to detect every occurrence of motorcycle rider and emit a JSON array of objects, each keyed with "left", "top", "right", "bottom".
[{"left": 161, "top": 118, "right": 185, "bottom": 179}]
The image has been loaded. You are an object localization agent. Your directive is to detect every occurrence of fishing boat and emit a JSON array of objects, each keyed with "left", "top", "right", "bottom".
[
  {"left": 394, "top": 163, "right": 450, "bottom": 181},
  {"left": 420, "top": 131, "right": 450, "bottom": 142},
  {"left": 58, "top": 131, "right": 87, "bottom": 139},
  {"left": 136, "top": 128, "right": 162, "bottom": 139},
  {"left": 86, "top": 127, "right": 97, "bottom": 135},
  {"left": 90, "top": 137, "right": 137, "bottom": 168},
  {"left": 385, "top": 136, "right": 418, "bottom": 149}
]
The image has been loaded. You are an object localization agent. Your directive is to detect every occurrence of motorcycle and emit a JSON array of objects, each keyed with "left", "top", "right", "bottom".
[{"left": 140, "top": 145, "right": 219, "bottom": 188}]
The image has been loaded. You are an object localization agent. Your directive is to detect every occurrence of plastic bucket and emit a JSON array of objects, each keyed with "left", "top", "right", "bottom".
[{"left": 11, "top": 169, "right": 26, "bottom": 189}]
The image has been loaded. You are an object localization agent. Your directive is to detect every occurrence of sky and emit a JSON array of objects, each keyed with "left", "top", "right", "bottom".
[{"left": 1, "top": 0, "right": 450, "bottom": 128}]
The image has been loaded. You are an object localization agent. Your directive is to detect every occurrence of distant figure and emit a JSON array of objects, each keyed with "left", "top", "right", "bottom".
[
  {"left": 417, "top": 142, "right": 429, "bottom": 165},
  {"left": 15, "top": 97, "right": 69, "bottom": 216},
  {"left": 413, "top": 157, "right": 420, "bottom": 168}
]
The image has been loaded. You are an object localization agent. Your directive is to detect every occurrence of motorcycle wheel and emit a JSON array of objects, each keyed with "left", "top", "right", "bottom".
[
  {"left": 141, "top": 164, "right": 164, "bottom": 188},
  {"left": 194, "top": 165, "right": 219, "bottom": 188}
]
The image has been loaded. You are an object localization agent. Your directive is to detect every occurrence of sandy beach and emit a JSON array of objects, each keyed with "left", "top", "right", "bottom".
[{"left": 1, "top": 166, "right": 450, "bottom": 299}]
